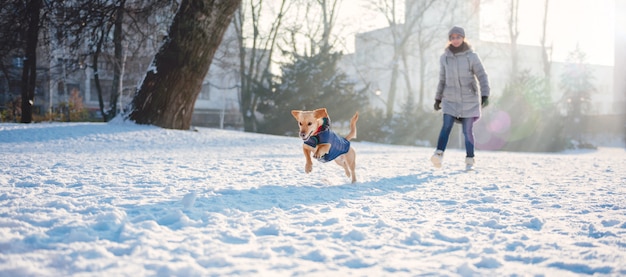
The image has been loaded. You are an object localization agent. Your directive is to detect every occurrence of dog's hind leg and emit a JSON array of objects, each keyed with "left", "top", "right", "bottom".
[
  {"left": 334, "top": 156, "right": 351, "bottom": 177},
  {"left": 340, "top": 148, "right": 357, "bottom": 183},
  {"left": 348, "top": 151, "right": 356, "bottom": 183}
]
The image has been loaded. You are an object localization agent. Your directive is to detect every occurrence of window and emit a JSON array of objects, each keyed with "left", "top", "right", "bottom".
[{"left": 13, "top": 57, "right": 23, "bottom": 68}]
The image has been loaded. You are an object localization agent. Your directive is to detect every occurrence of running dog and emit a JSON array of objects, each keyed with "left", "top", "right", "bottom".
[{"left": 291, "top": 108, "right": 359, "bottom": 183}]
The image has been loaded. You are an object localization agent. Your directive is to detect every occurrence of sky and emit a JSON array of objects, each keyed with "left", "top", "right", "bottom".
[
  {"left": 334, "top": 0, "right": 615, "bottom": 66},
  {"left": 480, "top": 0, "right": 615, "bottom": 66},
  {"left": 1, "top": 121, "right": 626, "bottom": 275}
]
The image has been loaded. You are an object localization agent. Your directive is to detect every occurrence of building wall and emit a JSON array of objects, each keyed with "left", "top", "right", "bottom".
[
  {"left": 615, "top": 0, "right": 626, "bottom": 115},
  {"left": 25, "top": 21, "right": 245, "bottom": 126},
  {"left": 343, "top": 0, "right": 484, "bottom": 114},
  {"left": 342, "top": 0, "right": 619, "bottom": 118},
  {"left": 0, "top": 6, "right": 244, "bottom": 126}
]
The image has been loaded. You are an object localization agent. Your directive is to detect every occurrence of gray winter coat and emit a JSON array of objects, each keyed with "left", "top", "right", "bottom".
[{"left": 435, "top": 47, "right": 490, "bottom": 119}]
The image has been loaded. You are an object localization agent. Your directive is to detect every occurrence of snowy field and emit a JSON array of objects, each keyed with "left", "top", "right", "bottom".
[{"left": 1, "top": 121, "right": 625, "bottom": 276}]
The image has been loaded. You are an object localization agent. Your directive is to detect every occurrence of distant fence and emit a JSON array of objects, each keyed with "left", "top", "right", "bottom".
[{"left": 191, "top": 109, "right": 243, "bottom": 129}]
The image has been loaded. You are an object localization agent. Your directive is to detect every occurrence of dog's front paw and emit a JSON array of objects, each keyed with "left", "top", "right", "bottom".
[
  {"left": 313, "top": 150, "right": 329, "bottom": 159},
  {"left": 314, "top": 144, "right": 330, "bottom": 159},
  {"left": 305, "top": 162, "right": 312, "bottom": 173}
]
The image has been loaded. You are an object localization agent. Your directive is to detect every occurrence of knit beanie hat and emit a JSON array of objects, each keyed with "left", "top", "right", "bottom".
[{"left": 448, "top": 26, "right": 465, "bottom": 38}]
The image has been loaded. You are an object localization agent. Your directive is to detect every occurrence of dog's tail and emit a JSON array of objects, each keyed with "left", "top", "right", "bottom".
[{"left": 345, "top": 111, "right": 359, "bottom": 141}]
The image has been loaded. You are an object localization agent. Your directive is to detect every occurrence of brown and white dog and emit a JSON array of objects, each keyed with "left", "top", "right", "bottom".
[{"left": 291, "top": 108, "right": 359, "bottom": 183}]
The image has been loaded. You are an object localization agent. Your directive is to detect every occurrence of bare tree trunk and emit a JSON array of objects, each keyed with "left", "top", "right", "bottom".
[
  {"left": 21, "top": 0, "right": 41, "bottom": 123},
  {"left": 540, "top": 0, "right": 551, "bottom": 81},
  {"left": 318, "top": 0, "right": 339, "bottom": 55},
  {"left": 400, "top": 49, "right": 413, "bottom": 104},
  {"left": 94, "top": 27, "right": 109, "bottom": 122},
  {"left": 235, "top": 10, "right": 251, "bottom": 130},
  {"left": 0, "top": 64, "right": 10, "bottom": 92},
  {"left": 236, "top": 0, "right": 288, "bottom": 132},
  {"left": 411, "top": 0, "right": 466, "bottom": 110},
  {"left": 508, "top": 0, "right": 520, "bottom": 81},
  {"left": 368, "top": 0, "right": 438, "bottom": 118},
  {"left": 128, "top": 0, "right": 241, "bottom": 130},
  {"left": 417, "top": 47, "right": 426, "bottom": 108},
  {"left": 405, "top": 0, "right": 437, "bottom": 110},
  {"left": 242, "top": 1, "right": 261, "bottom": 132},
  {"left": 386, "top": 54, "right": 399, "bottom": 120},
  {"left": 108, "top": 0, "right": 125, "bottom": 120}
]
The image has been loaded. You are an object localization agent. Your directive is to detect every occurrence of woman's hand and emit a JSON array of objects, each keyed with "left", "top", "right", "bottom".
[
  {"left": 434, "top": 100, "right": 442, "bottom": 111},
  {"left": 481, "top": 96, "right": 489, "bottom": 108}
]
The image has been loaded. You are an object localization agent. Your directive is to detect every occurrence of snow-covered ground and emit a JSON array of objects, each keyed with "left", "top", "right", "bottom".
[{"left": 1, "top": 122, "right": 625, "bottom": 276}]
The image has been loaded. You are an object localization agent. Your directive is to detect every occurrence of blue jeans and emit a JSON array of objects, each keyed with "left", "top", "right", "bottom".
[{"left": 436, "top": 114, "right": 476, "bottom": 158}]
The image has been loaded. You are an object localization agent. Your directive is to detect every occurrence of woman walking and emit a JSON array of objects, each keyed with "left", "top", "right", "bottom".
[{"left": 431, "top": 26, "right": 490, "bottom": 170}]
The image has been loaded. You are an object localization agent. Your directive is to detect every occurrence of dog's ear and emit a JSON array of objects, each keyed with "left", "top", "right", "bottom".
[
  {"left": 291, "top": 110, "right": 301, "bottom": 120},
  {"left": 313, "top": 108, "right": 328, "bottom": 119}
]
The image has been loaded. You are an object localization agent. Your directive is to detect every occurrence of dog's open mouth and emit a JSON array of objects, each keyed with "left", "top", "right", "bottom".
[{"left": 300, "top": 131, "right": 313, "bottom": 140}]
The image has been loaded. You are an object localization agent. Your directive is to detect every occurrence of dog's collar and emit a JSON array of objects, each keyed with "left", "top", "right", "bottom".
[{"left": 312, "top": 117, "right": 330, "bottom": 136}]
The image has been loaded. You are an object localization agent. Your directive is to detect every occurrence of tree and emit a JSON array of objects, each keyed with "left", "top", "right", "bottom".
[
  {"left": 65, "top": 0, "right": 125, "bottom": 122},
  {"left": 233, "top": 0, "right": 290, "bottom": 132},
  {"left": 234, "top": 0, "right": 348, "bottom": 133},
  {"left": 60, "top": 0, "right": 176, "bottom": 121},
  {"left": 389, "top": 92, "right": 420, "bottom": 145},
  {"left": 364, "top": 0, "right": 458, "bottom": 119},
  {"left": 410, "top": 0, "right": 445, "bottom": 110},
  {"left": 3, "top": 0, "right": 98, "bottom": 123},
  {"left": 0, "top": 1, "right": 25, "bottom": 92},
  {"left": 20, "top": 0, "right": 42, "bottom": 123},
  {"left": 559, "top": 45, "right": 595, "bottom": 146},
  {"left": 355, "top": 107, "right": 390, "bottom": 143},
  {"left": 59, "top": 88, "right": 89, "bottom": 122},
  {"left": 560, "top": 46, "right": 595, "bottom": 116},
  {"left": 128, "top": 0, "right": 241, "bottom": 130},
  {"left": 365, "top": 0, "right": 406, "bottom": 121},
  {"left": 489, "top": 70, "right": 565, "bottom": 152},
  {"left": 388, "top": 82, "right": 440, "bottom": 147},
  {"left": 508, "top": 0, "right": 520, "bottom": 81},
  {"left": 281, "top": 0, "right": 341, "bottom": 55},
  {"left": 100, "top": 0, "right": 176, "bottom": 121},
  {"left": 314, "top": 0, "right": 340, "bottom": 55},
  {"left": 259, "top": 50, "right": 367, "bottom": 136},
  {"left": 539, "top": 0, "right": 552, "bottom": 81}
]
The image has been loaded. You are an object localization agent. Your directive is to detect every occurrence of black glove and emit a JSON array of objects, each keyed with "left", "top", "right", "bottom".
[
  {"left": 481, "top": 96, "right": 489, "bottom": 108},
  {"left": 434, "top": 100, "right": 442, "bottom": 111}
]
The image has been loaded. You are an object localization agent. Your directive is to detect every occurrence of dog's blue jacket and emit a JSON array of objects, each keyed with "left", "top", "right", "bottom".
[{"left": 303, "top": 118, "right": 350, "bottom": 163}]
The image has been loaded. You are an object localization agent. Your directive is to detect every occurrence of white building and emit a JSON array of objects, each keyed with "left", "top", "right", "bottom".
[
  {"left": 190, "top": 24, "right": 243, "bottom": 129},
  {"left": 615, "top": 0, "right": 626, "bottom": 115},
  {"left": 340, "top": 0, "right": 623, "bottom": 118},
  {"left": 70, "top": 20, "right": 243, "bottom": 128}
]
